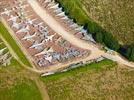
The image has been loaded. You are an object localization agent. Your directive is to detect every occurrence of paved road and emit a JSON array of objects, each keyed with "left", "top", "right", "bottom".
[{"left": 28, "top": 0, "right": 134, "bottom": 68}]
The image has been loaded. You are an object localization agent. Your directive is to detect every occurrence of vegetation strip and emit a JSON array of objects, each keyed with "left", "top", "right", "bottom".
[
  {"left": 0, "top": 79, "right": 43, "bottom": 100},
  {"left": 0, "top": 22, "right": 31, "bottom": 67}
]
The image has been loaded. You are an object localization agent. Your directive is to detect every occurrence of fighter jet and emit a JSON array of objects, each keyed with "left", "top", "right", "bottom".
[
  {"left": 34, "top": 22, "right": 44, "bottom": 27},
  {"left": 47, "top": 2, "right": 55, "bottom": 8},
  {"left": 35, "top": 47, "right": 54, "bottom": 56},
  {"left": 1, "top": 8, "right": 12, "bottom": 16},
  {"left": 26, "top": 18, "right": 37, "bottom": 25},
  {"left": 29, "top": 40, "right": 44, "bottom": 49},
  {"left": 75, "top": 26, "right": 84, "bottom": 31},
  {"left": 44, "top": 0, "right": 52, "bottom": 4},
  {"left": 41, "top": 71, "right": 55, "bottom": 76},
  {"left": 0, "top": 48, "right": 7, "bottom": 55},
  {"left": 17, "top": 10, "right": 31, "bottom": 18},
  {"left": 12, "top": 22, "right": 22, "bottom": 30},
  {"left": 21, "top": 32, "right": 37, "bottom": 41},
  {"left": 8, "top": 15, "right": 19, "bottom": 22},
  {"left": 56, "top": 12, "right": 65, "bottom": 17},
  {"left": 61, "top": 16, "right": 69, "bottom": 20},
  {"left": 15, "top": 4, "right": 29, "bottom": 10},
  {"left": 16, "top": 25, "right": 30, "bottom": 34},
  {"left": 44, "top": 34, "right": 55, "bottom": 42},
  {"left": 82, "top": 34, "right": 95, "bottom": 43},
  {"left": 49, "top": 4, "right": 59, "bottom": 9},
  {"left": 45, "top": 55, "right": 52, "bottom": 63},
  {"left": 38, "top": 25, "right": 47, "bottom": 32},
  {"left": 54, "top": 8, "right": 62, "bottom": 13},
  {"left": 69, "top": 23, "right": 79, "bottom": 28},
  {"left": 38, "top": 25, "right": 48, "bottom": 35}
]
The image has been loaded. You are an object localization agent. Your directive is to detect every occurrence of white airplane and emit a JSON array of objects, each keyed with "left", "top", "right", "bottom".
[
  {"left": 35, "top": 47, "right": 54, "bottom": 56},
  {"left": 29, "top": 41, "right": 43, "bottom": 49},
  {"left": 67, "top": 19, "right": 74, "bottom": 25},
  {"left": 1, "top": 8, "right": 12, "bottom": 16},
  {"left": 26, "top": 18, "right": 37, "bottom": 25},
  {"left": 8, "top": 15, "right": 19, "bottom": 22},
  {"left": 45, "top": 55, "right": 52, "bottom": 63},
  {"left": 39, "top": 33, "right": 46, "bottom": 40},
  {"left": 17, "top": 11, "right": 30, "bottom": 17},
  {"left": 44, "top": 0, "right": 51, "bottom": 4},
  {"left": 15, "top": 4, "right": 29, "bottom": 10},
  {"left": 54, "top": 8, "right": 62, "bottom": 13},
  {"left": 16, "top": 25, "right": 30, "bottom": 34},
  {"left": 70, "top": 23, "right": 79, "bottom": 28},
  {"left": 38, "top": 26, "right": 48, "bottom": 35},
  {"left": 22, "top": 32, "right": 37, "bottom": 41},
  {"left": 47, "top": 2, "right": 55, "bottom": 8},
  {"left": 41, "top": 71, "right": 55, "bottom": 76},
  {"left": 12, "top": 22, "right": 22, "bottom": 30},
  {"left": 56, "top": 12, "right": 65, "bottom": 17},
  {"left": 44, "top": 34, "right": 55, "bottom": 42},
  {"left": 61, "top": 16, "right": 69, "bottom": 20},
  {"left": 80, "top": 29, "right": 87, "bottom": 34},
  {"left": 82, "top": 34, "right": 96, "bottom": 43},
  {"left": 0, "top": 48, "right": 7, "bottom": 55},
  {"left": 49, "top": 4, "right": 59, "bottom": 9},
  {"left": 75, "top": 26, "right": 84, "bottom": 31},
  {"left": 34, "top": 22, "right": 44, "bottom": 27}
]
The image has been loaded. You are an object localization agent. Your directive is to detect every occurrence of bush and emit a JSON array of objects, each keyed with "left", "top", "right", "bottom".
[
  {"left": 125, "top": 45, "right": 134, "bottom": 61},
  {"left": 95, "top": 32, "right": 103, "bottom": 43}
]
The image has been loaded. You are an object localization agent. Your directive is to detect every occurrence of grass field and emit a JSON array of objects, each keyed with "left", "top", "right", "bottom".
[
  {"left": 41, "top": 59, "right": 134, "bottom": 100},
  {"left": 0, "top": 66, "right": 42, "bottom": 100},
  {"left": 81, "top": 0, "right": 134, "bottom": 45},
  {"left": 0, "top": 81, "right": 42, "bottom": 100},
  {"left": 0, "top": 22, "right": 31, "bottom": 67}
]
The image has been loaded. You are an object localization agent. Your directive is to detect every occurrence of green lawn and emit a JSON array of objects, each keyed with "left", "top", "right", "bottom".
[
  {"left": 41, "top": 59, "right": 134, "bottom": 100},
  {"left": 0, "top": 22, "right": 31, "bottom": 67},
  {"left": 0, "top": 80, "right": 42, "bottom": 100},
  {"left": 0, "top": 65, "right": 42, "bottom": 100}
]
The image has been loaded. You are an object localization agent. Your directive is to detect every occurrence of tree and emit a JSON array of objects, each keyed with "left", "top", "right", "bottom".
[
  {"left": 126, "top": 45, "right": 134, "bottom": 61},
  {"left": 103, "top": 32, "right": 120, "bottom": 51},
  {"left": 95, "top": 32, "right": 103, "bottom": 43},
  {"left": 125, "top": 47, "right": 131, "bottom": 58},
  {"left": 130, "top": 47, "right": 134, "bottom": 61}
]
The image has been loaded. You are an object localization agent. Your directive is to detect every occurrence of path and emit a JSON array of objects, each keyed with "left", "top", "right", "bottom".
[{"left": 34, "top": 77, "right": 50, "bottom": 100}]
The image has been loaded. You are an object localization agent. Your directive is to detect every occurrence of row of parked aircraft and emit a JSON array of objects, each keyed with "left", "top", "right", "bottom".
[
  {"left": 0, "top": 0, "right": 89, "bottom": 67},
  {"left": 1, "top": 2, "right": 57, "bottom": 61},
  {"left": 0, "top": 40, "right": 12, "bottom": 66}
]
